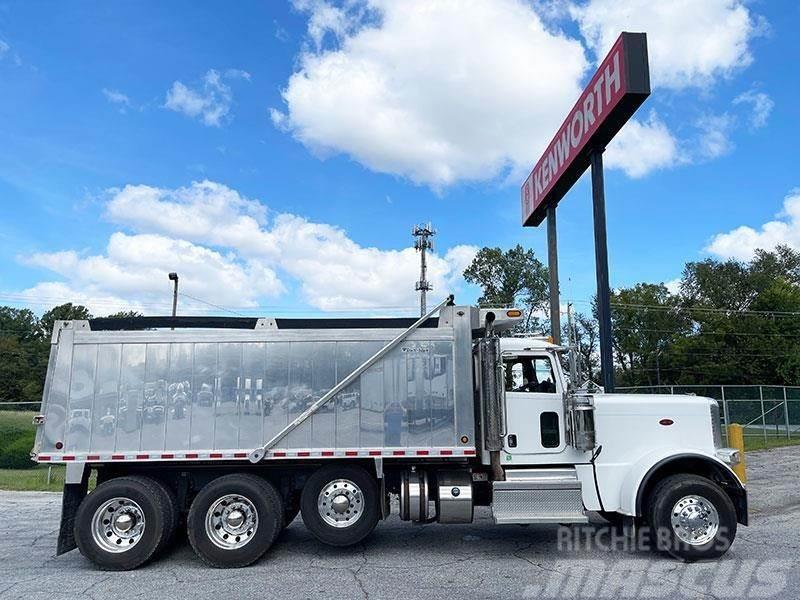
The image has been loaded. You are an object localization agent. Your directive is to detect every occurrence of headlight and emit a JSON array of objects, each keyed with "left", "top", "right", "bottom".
[{"left": 710, "top": 400, "right": 722, "bottom": 448}]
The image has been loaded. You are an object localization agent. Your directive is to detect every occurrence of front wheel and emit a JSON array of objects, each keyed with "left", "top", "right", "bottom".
[
  {"left": 647, "top": 474, "right": 737, "bottom": 561},
  {"left": 300, "top": 465, "right": 379, "bottom": 547}
]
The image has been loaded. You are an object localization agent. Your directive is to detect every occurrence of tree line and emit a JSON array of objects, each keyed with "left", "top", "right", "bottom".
[
  {"left": 0, "top": 244, "right": 798, "bottom": 408},
  {"left": 0, "top": 304, "right": 140, "bottom": 407},
  {"left": 464, "top": 244, "right": 800, "bottom": 388}
]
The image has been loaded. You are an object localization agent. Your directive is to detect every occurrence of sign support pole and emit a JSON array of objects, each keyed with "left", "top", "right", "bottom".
[
  {"left": 590, "top": 149, "right": 615, "bottom": 392},
  {"left": 546, "top": 205, "right": 561, "bottom": 344}
]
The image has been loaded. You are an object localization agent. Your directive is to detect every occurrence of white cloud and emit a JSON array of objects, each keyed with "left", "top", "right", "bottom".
[
  {"left": 20, "top": 232, "right": 284, "bottom": 313},
  {"left": 16, "top": 181, "right": 476, "bottom": 313},
  {"left": 272, "top": 0, "right": 589, "bottom": 187},
  {"left": 264, "top": 213, "right": 477, "bottom": 310},
  {"left": 694, "top": 113, "right": 734, "bottom": 160},
  {"left": 0, "top": 39, "right": 8, "bottom": 58},
  {"left": 664, "top": 278, "right": 681, "bottom": 296},
  {"left": 102, "top": 88, "right": 132, "bottom": 113},
  {"left": 604, "top": 111, "right": 680, "bottom": 178},
  {"left": 733, "top": 89, "right": 774, "bottom": 128},
  {"left": 572, "top": 0, "right": 761, "bottom": 89},
  {"left": 165, "top": 69, "right": 248, "bottom": 127},
  {"left": 706, "top": 189, "right": 800, "bottom": 261}
]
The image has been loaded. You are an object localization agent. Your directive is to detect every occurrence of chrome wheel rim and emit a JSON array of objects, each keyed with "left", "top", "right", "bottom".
[
  {"left": 205, "top": 494, "right": 258, "bottom": 550},
  {"left": 91, "top": 497, "right": 146, "bottom": 553},
  {"left": 317, "top": 479, "right": 363, "bottom": 528},
  {"left": 670, "top": 494, "right": 720, "bottom": 546}
]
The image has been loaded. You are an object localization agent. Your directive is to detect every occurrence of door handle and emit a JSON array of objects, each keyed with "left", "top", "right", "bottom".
[{"left": 507, "top": 434, "right": 517, "bottom": 448}]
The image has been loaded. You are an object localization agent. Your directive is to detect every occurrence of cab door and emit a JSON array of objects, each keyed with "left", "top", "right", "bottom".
[{"left": 503, "top": 353, "right": 565, "bottom": 455}]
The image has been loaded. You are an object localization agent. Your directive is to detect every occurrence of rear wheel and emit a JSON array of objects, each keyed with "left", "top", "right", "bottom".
[
  {"left": 187, "top": 474, "right": 283, "bottom": 568},
  {"left": 74, "top": 476, "right": 169, "bottom": 570},
  {"left": 300, "top": 465, "right": 379, "bottom": 547},
  {"left": 647, "top": 474, "right": 737, "bottom": 561}
]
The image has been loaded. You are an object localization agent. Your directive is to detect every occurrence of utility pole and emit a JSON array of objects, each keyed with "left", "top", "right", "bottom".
[
  {"left": 412, "top": 223, "right": 435, "bottom": 316},
  {"left": 168, "top": 273, "right": 179, "bottom": 328}
]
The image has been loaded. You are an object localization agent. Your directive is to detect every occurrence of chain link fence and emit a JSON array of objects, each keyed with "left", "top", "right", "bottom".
[{"left": 617, "top": 384, "right": 800, "bottom": 445}]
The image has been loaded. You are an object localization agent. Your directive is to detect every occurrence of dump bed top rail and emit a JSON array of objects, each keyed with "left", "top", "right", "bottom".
[{"left": 88, "top": 316, "right": 440, "bottom": 331}]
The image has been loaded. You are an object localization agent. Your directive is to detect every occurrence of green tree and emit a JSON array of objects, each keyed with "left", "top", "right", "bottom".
[
  {"left": 38, "top": 303, "right": 92, "bottom": 338},
  {"left": 463, "top": 245, "right": 549, "bottom": 332},
  {"left": 104, "top": 310, "right": 143, "bottom": 318},
  {"left": 611, "top": 283, "right": 691, "bottom": 386}
]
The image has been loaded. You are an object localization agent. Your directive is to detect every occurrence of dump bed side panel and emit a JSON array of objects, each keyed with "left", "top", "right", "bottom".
[{"left": 35, "top": 326, "right": 474, "bottom": 461}]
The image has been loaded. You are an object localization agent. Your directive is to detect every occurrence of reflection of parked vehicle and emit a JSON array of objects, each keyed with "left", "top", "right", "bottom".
[
  {"left": 339, "top": 390, "right": 359, "bottom": 410},
  {"left": 67, "top": 408, "right": 91, "bottom": 437},
  {"left": 196, "top": 383, "right": 214, "bottom": 406}
]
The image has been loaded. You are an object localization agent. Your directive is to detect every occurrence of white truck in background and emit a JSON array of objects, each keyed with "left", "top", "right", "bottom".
[{"left": 32, "top": 296, "right": 747, "bottom": 570}]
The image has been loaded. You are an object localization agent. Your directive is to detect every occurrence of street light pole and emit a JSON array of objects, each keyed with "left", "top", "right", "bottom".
[{"left": 168, "top": 272, "right": 179, "bottom": 321}]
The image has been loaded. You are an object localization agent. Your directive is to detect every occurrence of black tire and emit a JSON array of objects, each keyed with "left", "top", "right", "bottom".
[
  {"left": 300, "top": 465, "right": 379, "bottom": 547},
  {"left": 150, "top": 478, "right": 179, "bottom": 555},
  {"left": 74, "top": 476, "right": 170, "bottom": 571},
  {"left": 187, "top": 474, "right": 283, "bottom": 568},
  {"left": 647, "top": 474, "right": 737, "bottom": 561}
]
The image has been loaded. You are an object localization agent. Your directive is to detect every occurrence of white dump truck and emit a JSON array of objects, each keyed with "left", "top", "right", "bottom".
[{"left": 31, "top": 296, "right": 747, "bottom": 570}]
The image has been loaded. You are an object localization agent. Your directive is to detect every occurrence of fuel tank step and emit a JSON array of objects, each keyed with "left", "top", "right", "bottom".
[{"left": 491, "top": 468, "right": 588, "bottom": 524}]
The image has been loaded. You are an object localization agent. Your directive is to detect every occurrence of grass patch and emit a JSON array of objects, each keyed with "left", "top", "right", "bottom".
[
  {"left": 742, "top": 435, "right": 800, "bottom": 452},
  {"left": 0, "top": 466, "right": 64, "bottom": 492},
  {"left": 0, "top": 411, "right": 37, "bottom": 469}
]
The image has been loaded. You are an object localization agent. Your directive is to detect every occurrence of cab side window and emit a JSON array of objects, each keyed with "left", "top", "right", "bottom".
[{"left": 504, "top": 356, "right": 557, "bottom": 394}]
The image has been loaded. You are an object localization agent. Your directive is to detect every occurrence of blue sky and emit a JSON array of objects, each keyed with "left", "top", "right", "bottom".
[{"left": 0, "top": 0, "right": 798, "bottom": 319}]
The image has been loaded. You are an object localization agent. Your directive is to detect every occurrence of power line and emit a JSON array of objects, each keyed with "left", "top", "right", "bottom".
[
  {"left": 177, "top": 292, "right": 245, "bottom": 317},
  {"left": 613, "top": 326, "right": 800, "bottom": 338},
  {"left": 610, "top": 301, "right": 800, "bottom": 318}
]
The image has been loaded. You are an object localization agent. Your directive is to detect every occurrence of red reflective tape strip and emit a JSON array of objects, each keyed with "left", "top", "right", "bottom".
[
  {"left": 161, "top": 453, "right": 175, "bottom": 459},
  {"left": 463, "top": 449, "right": 476, "bottom": 455},
  {"left": 136, "top": 454, "right": 149, "bottom": 460},
  {"left": 63, "top": 455, "right": 75, "bottom": 461},
  {"left": 112, "top": 454, "right": 125, "bottom": 460},
  {"left": 185, "top": 453, "right": 199, "bottom": 459},
  {"left": 321, "top": 451, "right": 334, "bottom": 457},
  {"left": 233, "top": 452, "right": 247, "bottom": 458},
  {"left": 297, "top": 451, "right": 310, "bottom": 457},
  {"left": 209, "top": 453, "right": 223, "bottom": 459},
  {"left": 439, "top": 450, "right": 453, "bottom": 455},
  {"left": 416, "top": 450, "right": 429, "bottom": 456},
  {"left": 272, "top": 451, "right": 286, "bottom": 457},
  {"left": 38, "top": 455, "right": 51, "bottom": 461},
  {"left": 87, "top": 455, "right": 100, "bottom": 461},
  {"left": 345, "top": 451, "right": 358, "bottom": 457},
  {"left": 369, "top": 450, "right": 381, "bottom": 456},
  {"left": 392, "top": 450, "right": 405, "bottom": 456}
]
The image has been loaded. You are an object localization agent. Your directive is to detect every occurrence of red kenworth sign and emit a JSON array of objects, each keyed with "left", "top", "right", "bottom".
[{"left": 521, "top": 32, "right": 650, "bottom": 226}]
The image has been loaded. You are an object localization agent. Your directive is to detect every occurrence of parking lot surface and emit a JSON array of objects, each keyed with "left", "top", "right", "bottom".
[{"left": 1, "top": 447, "right": 799, "bottom": 600}]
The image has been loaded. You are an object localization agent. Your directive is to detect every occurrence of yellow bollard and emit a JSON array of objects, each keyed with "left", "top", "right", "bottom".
[{"left": 727, "top": 423, "right": 747, "bottom": 484}]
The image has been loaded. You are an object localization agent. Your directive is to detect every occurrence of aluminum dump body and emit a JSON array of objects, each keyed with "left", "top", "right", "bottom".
[{"left": 33, "top": 308, "right": 478, "bottom": 462}]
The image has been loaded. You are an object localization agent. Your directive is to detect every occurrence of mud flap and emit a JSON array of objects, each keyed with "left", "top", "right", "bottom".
[{"left": 56, "top": 464, "right": 89, "bottom": 555}]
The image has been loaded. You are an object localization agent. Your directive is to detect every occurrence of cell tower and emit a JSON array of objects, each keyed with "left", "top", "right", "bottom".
[{"left": 412, "top": 223, "right": 436, "bottom": 316}]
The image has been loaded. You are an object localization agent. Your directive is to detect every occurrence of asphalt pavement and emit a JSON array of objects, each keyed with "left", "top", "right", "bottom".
[{"left": 1, "top": 446, "right": 798, "bottom": 600}]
